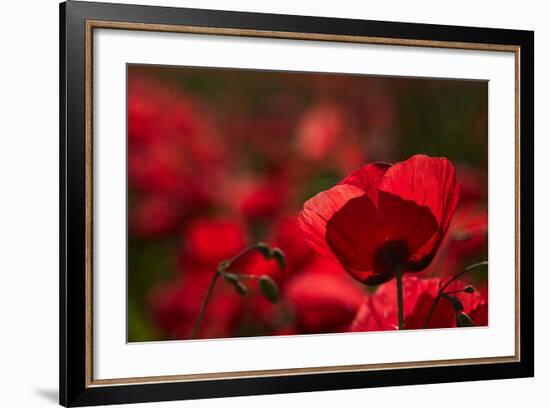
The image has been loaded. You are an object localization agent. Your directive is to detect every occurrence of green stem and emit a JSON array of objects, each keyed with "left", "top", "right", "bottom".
[
  {"left": 190, "top": 271, "right": 220, "bottom": 339},
  {"left": 190, "top": 243, "right": 271, "bottom": 339},
  {"left": 235, "top": 273, "right": 261, "bottom": 280},
  {"left": 440, "top": 261, "right": 487, "bottom": 293},
  {"left": 396, "top": 264, "right": 404, "bottom": 330},
  {"left": 443, "top": 289, "right": 466, "bottom": 296},
  {"left": 225, "top": 243, "right": 267, "bottom": 266},
  {"left": 423, "top": 261, "right": 488, "bottom": 329}
]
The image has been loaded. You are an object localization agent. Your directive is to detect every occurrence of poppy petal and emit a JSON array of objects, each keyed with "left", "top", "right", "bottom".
[
  {"left": 379, "top": 154, "right": 460, "bottom": 230},
  {"left": 351, "top": 277, "right": 435, "bottom": 331},
  {"left": 325, "top": 194, "right": 387, "bottom": 281},
  {"left": 285, "top": 272, "right": 365, "bottom": 333},
  {"left": 351, "top": 277, "right": 481, "bottom": 332},
  {"left": 338, "top": 162, "right": 392, "bottom": 206},
  {"left": 379, "top": 154, "right": 460, "bottom": 267},
  {"left": 350, "top": 293, "right": 395, "bottom": 332},
  {"left": 378, "top": 191, "right": 439, "bottom": 257},
  {"left": 298, "top": 184, "right": 366, "bottom": 260},
  {"left": 405, "top": 291, "right": 455, "bottom": 329}
]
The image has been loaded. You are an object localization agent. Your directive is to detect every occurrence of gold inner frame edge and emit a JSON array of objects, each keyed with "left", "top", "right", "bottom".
[{"left": 84, "top": 19, "right": 521, "bottom": 388}]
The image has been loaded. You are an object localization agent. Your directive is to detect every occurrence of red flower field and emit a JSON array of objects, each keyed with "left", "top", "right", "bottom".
[{"left": 127, "top": 65, "right": 488, "bottom": 342}]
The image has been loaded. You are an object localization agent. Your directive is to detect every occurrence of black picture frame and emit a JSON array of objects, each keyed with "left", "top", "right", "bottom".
[{"left": 60, "top": 1, "right": 534, "bottom": 406}]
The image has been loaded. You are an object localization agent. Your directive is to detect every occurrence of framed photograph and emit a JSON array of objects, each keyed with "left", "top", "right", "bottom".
[{"left": 60, "top": 1, "right": 534, "bottom": 406}]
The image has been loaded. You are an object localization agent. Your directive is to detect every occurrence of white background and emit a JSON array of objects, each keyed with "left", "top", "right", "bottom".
[{"left": 0, "top": 0, "right": 545, "bottom": 407}]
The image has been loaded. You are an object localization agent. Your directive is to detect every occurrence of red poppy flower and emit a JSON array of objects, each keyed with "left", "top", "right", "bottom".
[
  {"left": 285, "top": 271, "right": 365, "bottom": 334},
  {"left": 298, "top": 154, "right": 460, "bottom": 285},
  {"left": 350, "top": 276, "right": 487, "bottom": 331}
]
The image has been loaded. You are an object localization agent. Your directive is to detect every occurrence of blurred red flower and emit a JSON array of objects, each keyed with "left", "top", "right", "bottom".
[
  {"left": 295, "top": 103, "right": 345, "bottom": 161},
  {"left": 351, "top": 276, "right": 487, "bottom": 331},
  {"left": 294, "top": 255, "right": 349, "bottom": 278},
  {"left": 235, "top": 255, "right": 352, "bottom": 332},
  {"left": 270, "top": 216, "right": 314, "bottom": 274},
  {"left": 448, "top": 205, "right": 488, "bottom": 260},
  {"left": 298, "top": 154, "right": 460, "bottom": 285},
  {"left": 285, "top": 268, "right": 365, "bottom": 334},
  {"left": 183, "top": 218, "right": 248, "bottom": 268},
  {"left": 127, "top": 75, "right": 227, "bottom": 231},
  {"left": 239, "top": 179, "right": 289, "bottom": 221},
  {"left": 228, "top": 216, "right": 314, "bottom": 287},
  {"left": 231, "top": 251, "right": 281, "bottom": 282},
  {"left": 295, "top": 103, "right": 366, "bottom": 173},
  {"left": 129, "top": 195, "right": 182, "bottom": 238},
  {"left": 128, "top": 142, "right": 213, "bottom": 206},
  {"left": 150, "top": 272, "right": 242, "bottom": 339},
  {"left": 422, "top": 204, "right": 488, "bottom": 278}
]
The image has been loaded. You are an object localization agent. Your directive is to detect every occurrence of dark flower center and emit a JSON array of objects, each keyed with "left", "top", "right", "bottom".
[{"left": 374, "top": 240, "right": 409, "bottom": 272}]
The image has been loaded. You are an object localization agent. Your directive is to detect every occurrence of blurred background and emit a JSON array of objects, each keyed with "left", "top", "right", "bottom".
[{"left": 127, "top": 64, "right": 488, "bottom": 342}]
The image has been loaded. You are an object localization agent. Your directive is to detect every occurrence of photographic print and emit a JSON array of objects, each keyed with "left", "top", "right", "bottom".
[
  {"left": 60, "top": 3, "right": 533, "bottom": 405},
  {"left": 127, "top": 65, "right": 489, "bottom": 342}
]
